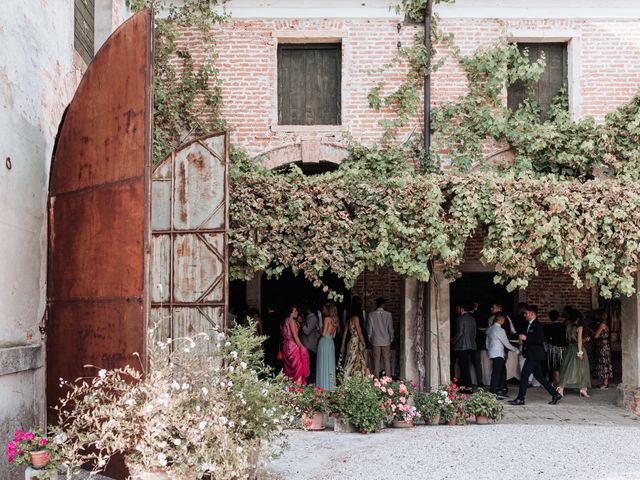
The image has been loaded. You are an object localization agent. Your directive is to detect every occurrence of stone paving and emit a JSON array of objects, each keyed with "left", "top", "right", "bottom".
[
  {"left": 501, "top": 385, "right": 640, "bottom": 426},
  {"left": 267, "top": 385, "right": 640, "bottom": 480}
]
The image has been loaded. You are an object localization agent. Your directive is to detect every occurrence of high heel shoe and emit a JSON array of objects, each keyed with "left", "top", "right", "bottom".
[{"left": 580, "top": 389, "right": 590, "bottom": 398}]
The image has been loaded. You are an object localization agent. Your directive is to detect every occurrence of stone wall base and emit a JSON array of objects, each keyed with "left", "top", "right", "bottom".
[{"left": 617, "top": 384, "right": 640, "bottom": 415}]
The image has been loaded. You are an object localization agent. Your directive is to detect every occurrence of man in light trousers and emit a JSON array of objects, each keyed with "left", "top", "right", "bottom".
[{"left": 367, "top": 297, "right": 394, "bottom": 377}]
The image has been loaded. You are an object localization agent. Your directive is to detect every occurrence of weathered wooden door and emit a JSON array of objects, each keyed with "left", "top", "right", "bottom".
[
  {"left": 47, "top": 8, "right": 153, "bottom": 418},
  {"left": 151, "top": 134, "right": 229, "bottom": 338}
]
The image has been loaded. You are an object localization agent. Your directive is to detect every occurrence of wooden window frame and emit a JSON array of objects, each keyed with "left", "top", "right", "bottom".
[
  {"left": 507, "top": 42, "right": 568, "bottom": 121},
  {"left": 506, "top": 30, "right": 582, "bottom": 120},
  {"left": 275, "top": 40, "right": 343, "bottom": 129}
]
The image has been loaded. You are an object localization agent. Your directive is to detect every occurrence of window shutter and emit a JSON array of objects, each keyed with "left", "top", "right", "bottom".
[
  {"left": 278, "top": 44, "right": 341, "bottom": 126},
  {"left": 507, "top": 43, "right": 568, "bottom": 120},
  {"left": 74, "top": 0, "right": 95, "bottom": 65}
]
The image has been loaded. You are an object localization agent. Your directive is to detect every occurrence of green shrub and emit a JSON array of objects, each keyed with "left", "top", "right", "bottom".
[{"left": 334, "top": 377, "right": 386, "bottom": 433}]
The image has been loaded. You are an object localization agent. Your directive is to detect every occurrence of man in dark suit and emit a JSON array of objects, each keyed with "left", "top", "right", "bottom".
[
  {"left": 452, "top": 302, "right": 477, "bottom": 391},
  {"left": 509, "top": 305, "right": 563, "bottom": 406}
]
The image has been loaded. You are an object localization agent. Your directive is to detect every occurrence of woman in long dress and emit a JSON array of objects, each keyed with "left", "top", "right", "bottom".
[
  {"left": 342, "top": 313, "right": 370, "bottom": 378},
  {"left": 281, "top": 306, "right": 310, "bottom": 384},
  {"left": 316, "top": 304, "right": 339, "bottom": 391},
  {"left": 558, "top": 310, "right": 592, "bottom": 397},
  {"left": 592, "top": 309, "right": 613, "bottom": 389}
]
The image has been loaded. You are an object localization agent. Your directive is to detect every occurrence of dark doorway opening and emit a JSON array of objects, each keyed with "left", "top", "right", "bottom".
[
  {"left": 449, "top": 272, "right": 516, "bottom": 382},
  {"left": 449, "top": 272, "right": 516, "bottom": 323},
  {"left": 261, "top": 269, "right": 349, "bottom": 320},
  {"left": 259, "top": 269, "right": 350, "bottom": 371}
]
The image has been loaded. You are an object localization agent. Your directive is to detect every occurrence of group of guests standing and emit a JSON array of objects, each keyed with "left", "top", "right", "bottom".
[
  {"left": 453, "top": 301, "right": 614, "bottom": 405},
  {"left": 280, "top": 297, "right": 395, "bottom": 390}
]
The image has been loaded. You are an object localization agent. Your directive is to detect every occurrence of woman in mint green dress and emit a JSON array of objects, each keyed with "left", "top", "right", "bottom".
[
  {"left": 558, "top": 316, "right": 592, "bottom": 398},
  {"left": 316, "top": 305, "right": 339, "bottom": 391}
]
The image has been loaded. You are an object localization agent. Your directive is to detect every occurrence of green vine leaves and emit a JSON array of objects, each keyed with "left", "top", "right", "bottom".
[
  {"left": 231, "top": 154, "right": 640, "bottom": 300},
  {"left": 431, "top": 41, "right": 640, "bottom": 180},
  {"left": 135, "top": 0, "right": 640, "bottom": 300},
  {"left": 229, "top": 147, "right": 450, "bottom": 299},
  {"left": 127, "top": 0, "right": 227, "bottom": 163}
]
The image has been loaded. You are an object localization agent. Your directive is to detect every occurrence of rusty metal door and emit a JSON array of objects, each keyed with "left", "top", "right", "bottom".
[
  {"left": 151, "top": 134, "right": 229, "bottom": 338},
  {"left": 47, "top": 8, "right": 153, "bottom": 414}
]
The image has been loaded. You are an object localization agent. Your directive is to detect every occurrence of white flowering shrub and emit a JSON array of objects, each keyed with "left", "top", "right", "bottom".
[{"left": 49, "top": 323, "right": 288, "bottom": 479}]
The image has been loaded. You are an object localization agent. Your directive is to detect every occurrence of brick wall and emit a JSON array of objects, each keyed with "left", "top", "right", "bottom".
[
  {"left": 352, "top": 268, "right": 403, "bottom": 329},
  {"left": 176, "top": 16, "right": 640, "bottom": 164},
  {"left": 461, "top": 232, "right": 593, "bottom": 320}
]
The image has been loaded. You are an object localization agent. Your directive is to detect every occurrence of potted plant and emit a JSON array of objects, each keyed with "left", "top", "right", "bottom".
[
  {"left": 414, "top": 391, "right": 443, "bottom": 425},
  {"left": 465, "top": 389, "right": 504, "bottom": 424},
  {"left": 286, "top": 385, "right": 330, "bottom": 430},
  {"left": 49, "top": 324, "right": 288, "bottom": 479},
  {"left": 5, "top": 429, "right": 62, "bottom": 478},
  {"left": 333, "top": 376, "right": 387, "bottom": 434},
  {"left": 375, "top": 378, "right": 420, "bottom": 427},
  {"left": 438, "top": 379, "right": 468, "bottom": 426}
]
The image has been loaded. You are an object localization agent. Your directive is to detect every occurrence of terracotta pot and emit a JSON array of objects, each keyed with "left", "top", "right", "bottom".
[
  {"left": 475, "top": 415, "right": 490, "bottom": 425},
  {"left": 391, "top": 419, "right": 414, "bottom": 428},
  {"left": 429, "top": 415, "right": 441, "bottom": 425},
  {"left": 302, "top": 411, "right": 325, "bottom": 430},
  {"left": 29, "top": 450, "right": 49, "bottom": 469}
]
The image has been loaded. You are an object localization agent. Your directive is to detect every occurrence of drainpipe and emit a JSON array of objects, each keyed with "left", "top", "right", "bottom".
[
  {"left": 424, "top": 0, "right": 432, "bottom": 157},
  {"left": 423, "top": 0, "right": 433, "bottom": 390}
]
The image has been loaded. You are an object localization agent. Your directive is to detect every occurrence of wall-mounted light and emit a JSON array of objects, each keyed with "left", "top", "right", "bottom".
[
  {"left": 5, "top": 157, "right": 11, "bottom": 170},
  {"left": 397, "top": 22, "right": 402, "bottom": 33},
  {"left": 397, "top": 40, "right": 402, "bottom": 49}
]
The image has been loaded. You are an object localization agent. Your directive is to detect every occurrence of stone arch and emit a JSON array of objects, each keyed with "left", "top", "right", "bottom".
[{"left": 254, "top": 139, "right": 349, "bottom": 170}]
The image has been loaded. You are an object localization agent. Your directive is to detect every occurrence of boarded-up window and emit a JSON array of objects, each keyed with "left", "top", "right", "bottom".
[
  {"left": 507, "top": 43, "right": 568, "bottom": 120},
  {"left": 74, "top": 0, "right": 95, "bottom": 65},
  {"left": 277, "top": 43, "right": 341, "bottom": 125}
]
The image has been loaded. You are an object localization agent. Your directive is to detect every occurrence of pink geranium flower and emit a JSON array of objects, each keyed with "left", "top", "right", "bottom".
[
  {"left": 24, "top": 433, "right": 35, "bottom": 440},
  {"left": 399, "top": 396, "right": 406, "bottom": 403},
  {"left": 39, "top": 438, "right": 47, "bottom": 446},
  {"left": 388, "top": 389, "right": 394, "bottom": 396}
]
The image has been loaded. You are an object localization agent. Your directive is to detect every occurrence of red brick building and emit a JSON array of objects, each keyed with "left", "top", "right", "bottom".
[{"left": 199, "top": 0, "right": 640, "bottom": 405}]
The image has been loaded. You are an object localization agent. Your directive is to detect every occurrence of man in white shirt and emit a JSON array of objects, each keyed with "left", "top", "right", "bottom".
[
  {"left": 367, "top": 297, "right": 393, "bottom": 377},
  {"left": 486, "top": 313, "right": 520, "bottom": 399},
  {"left": 487, "top": 303, "right": 516, "bottom": 335}
]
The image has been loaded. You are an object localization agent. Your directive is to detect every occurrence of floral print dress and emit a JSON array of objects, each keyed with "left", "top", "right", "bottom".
[
  {"left": 596, "top": 323, "right": 613, "bottom": 380},
  {"left": 344, "top": 320, "right": 370, "bottom": 378}
]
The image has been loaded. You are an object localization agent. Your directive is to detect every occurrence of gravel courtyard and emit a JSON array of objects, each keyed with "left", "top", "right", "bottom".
[{"left": 267, "top": 388, "right": 640, "bottom": 480}]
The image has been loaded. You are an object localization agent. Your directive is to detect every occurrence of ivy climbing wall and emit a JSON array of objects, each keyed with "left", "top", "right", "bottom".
[{"left": 176, "top": 15, "right": 640, "bottom": 163}]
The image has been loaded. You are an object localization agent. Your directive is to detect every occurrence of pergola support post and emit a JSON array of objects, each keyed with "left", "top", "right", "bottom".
[{"left": 619, "top": 273, "right": 640, "bottom": 415}]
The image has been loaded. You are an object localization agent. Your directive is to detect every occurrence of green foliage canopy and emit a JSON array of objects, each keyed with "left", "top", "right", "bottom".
[{"left": 230, "top": 149, "right": 640, "bottom": 299}]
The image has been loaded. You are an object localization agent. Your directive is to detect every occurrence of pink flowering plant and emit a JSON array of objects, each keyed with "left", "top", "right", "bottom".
[
  {"left": 5, "top": 429, "right": 61, "bottom": 478},
  {"left": 437, "top": 379, "right": 469, "bottom": 424},
  {"left": 373, "top": 377, "right": 421, "bottom": 423}
]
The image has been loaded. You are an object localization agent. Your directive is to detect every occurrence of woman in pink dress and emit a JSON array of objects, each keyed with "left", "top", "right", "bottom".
[{"left": 282, "top": 306, "right": 310, "bottom": 384}]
